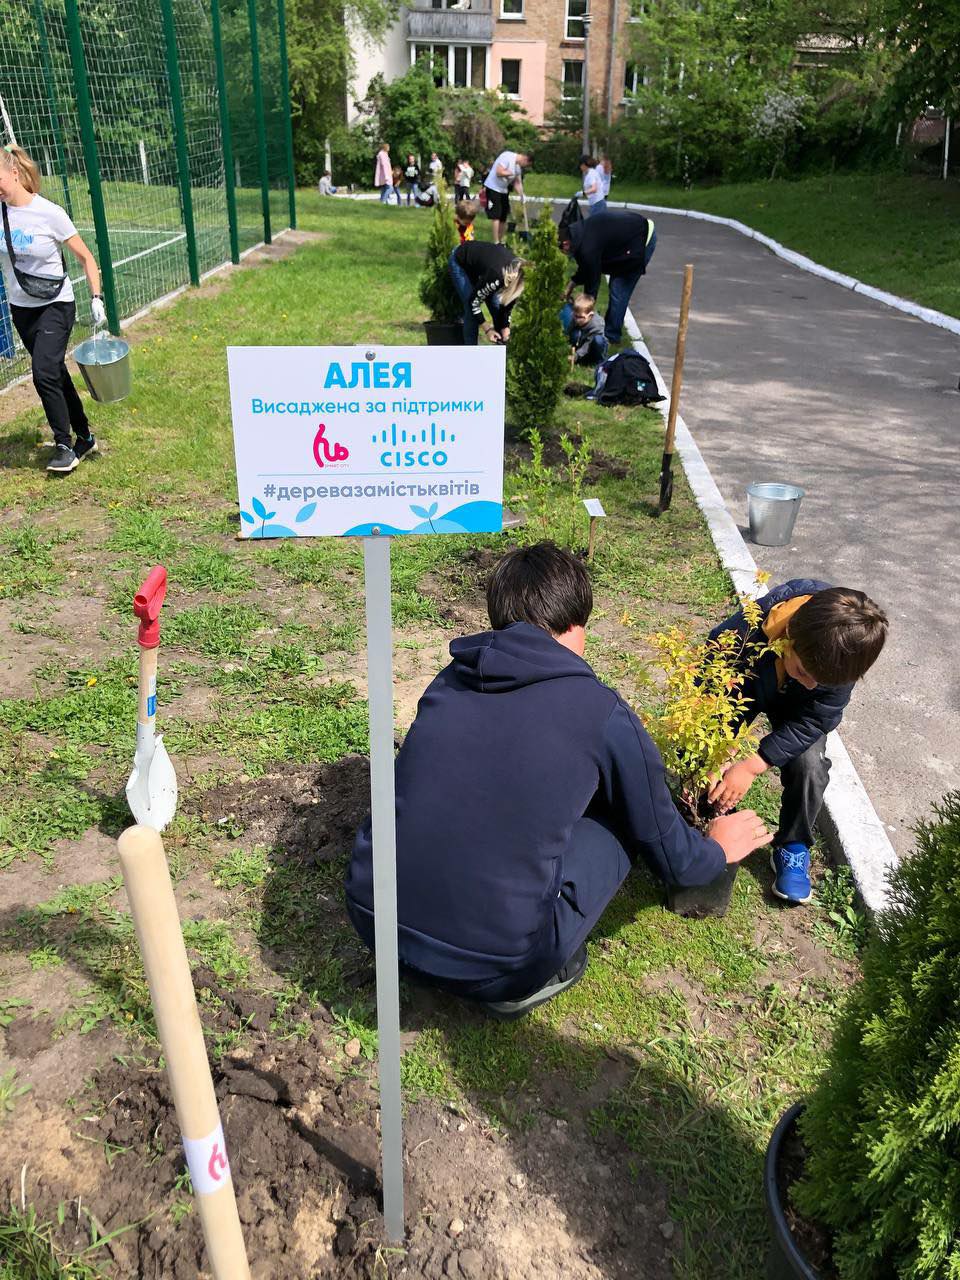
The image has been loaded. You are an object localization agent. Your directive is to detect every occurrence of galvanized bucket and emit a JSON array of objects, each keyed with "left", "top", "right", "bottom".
[
  {"left": 747, "top": 482, "right": 805, "bottom": 547},
  {"left": 74, "top": 331, "right": 132, "bottom": 403}
]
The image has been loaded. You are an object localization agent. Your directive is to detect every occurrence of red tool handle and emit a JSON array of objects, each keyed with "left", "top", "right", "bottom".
[{"left": 133, "top": 565, "right": 168, "bottom": 649}]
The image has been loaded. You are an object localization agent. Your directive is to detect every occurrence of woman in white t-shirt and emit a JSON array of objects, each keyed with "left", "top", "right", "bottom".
[
  {"left": 579, "top": 154, "right": 606, "bottom": 216},
  {"left": 0, "top": 144, "right": 106, "bottom": 473},
  {"left": 483, "top": 149, "right": 531, "bottom": 245}
]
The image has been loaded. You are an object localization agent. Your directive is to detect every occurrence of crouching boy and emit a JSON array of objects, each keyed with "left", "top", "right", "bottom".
[
  {"left": 708, "top": 580, "right": 888, "bottom": 905},
  {"left": 346, "top": 544, "right": 772, "bottom": 1021},
  {"left": 561, "top": 293, "right": 608, "bottom": 367}
]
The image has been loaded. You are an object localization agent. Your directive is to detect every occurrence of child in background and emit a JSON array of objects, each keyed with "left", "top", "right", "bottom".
[
  {"left": 318, "top": 172, "right": 337, "bottom": 196},
  {"left": 454, "top": 159, "right": 473, "bottom": 202},
  {"left": 708, "top": 581, "right": 888, "bottom": 905},
  {"left": 563, "top": 293, "right": 608, "bottom": 366},
  {"left": 455, "top": 198, "right": 479, "bottom": 243}
]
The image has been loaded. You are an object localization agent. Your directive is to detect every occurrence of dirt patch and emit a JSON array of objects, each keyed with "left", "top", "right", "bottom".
[
  {"left": 196, "top": 755, "right": 371, "bottom": 863},
  {"left": 5, "top": 1020, "right": 678, "bottom": 1280},
  {"left": 417, "top": 546, "right": 497, "bottom": 636},
  {"left": 505, "top": 431, "right": 631, "bottom": 485}
]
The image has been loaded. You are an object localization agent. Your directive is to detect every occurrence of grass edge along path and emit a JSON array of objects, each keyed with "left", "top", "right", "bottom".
[{"left": 0, "top": 197, "right": 859, "bottom": 1279}]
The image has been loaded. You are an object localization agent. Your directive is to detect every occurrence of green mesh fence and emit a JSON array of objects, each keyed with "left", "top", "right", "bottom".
[{"left": 0, "top": 0, "right": 293, "bottom": 394}]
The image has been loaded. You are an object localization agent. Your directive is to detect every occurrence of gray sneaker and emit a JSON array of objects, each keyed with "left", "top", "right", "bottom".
[
  {"left": 46, "top": 445, "right": 79, "bottom": 473},
  {"left": 73, "top": 434, "right": 98, "bottom": 462},
  {"left": 480, "top": 945, "right": 588, "bottom": 1022}
]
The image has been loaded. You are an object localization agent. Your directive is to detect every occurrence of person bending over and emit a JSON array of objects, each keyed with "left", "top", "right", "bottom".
[
  {"left": 559, "top": 208, "right": 657, "bottom": 345},
  {"left": 345, "top": 544, "right": 772, "bottom": 1021},
  {"left": 483, "top": 148, "right": 531, "bottom": 245},
  {"left": 708, "top": 581, "right": 888, "bottom": 905},
  {"left": 448, "top": 240, "right": 525, "bottom": 345}
]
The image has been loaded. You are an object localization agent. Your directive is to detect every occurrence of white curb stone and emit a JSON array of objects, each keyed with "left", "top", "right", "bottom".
[{"left": 621, "top": 305, "right": 899, "bottom": 913}]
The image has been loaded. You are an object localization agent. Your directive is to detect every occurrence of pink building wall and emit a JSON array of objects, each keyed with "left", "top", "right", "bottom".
[{"left": 490, "top": 39, "right": 547, "bottom": 126}]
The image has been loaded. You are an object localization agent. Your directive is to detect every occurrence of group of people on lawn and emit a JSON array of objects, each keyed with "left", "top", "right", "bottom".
[
  {"left": 447, "top": 148, "right": 656, "bottom": 355},
  {"left": 343, "top": 148, "right": 889, "bottom": 1022}
]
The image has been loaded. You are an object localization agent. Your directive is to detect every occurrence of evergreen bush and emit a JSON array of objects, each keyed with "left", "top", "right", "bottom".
[
  {"left": 505, "top": 208, "right": 569, "bottom": 435},
  {"left": 417, "top": 182, "right": 461, "bottom": 325},
  {"left": 795, "top": 790, "right": 960, "bottom": 1279}
]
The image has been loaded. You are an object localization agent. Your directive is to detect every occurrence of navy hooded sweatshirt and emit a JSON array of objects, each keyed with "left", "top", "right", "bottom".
[
  {"left": 709, "top": 579, "right": 854, "bottom": 768},
  {"left": 345, "top": 622, "right": 725, "bottom": 984}
]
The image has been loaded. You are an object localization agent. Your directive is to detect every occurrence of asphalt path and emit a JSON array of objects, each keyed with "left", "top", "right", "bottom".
[{"left": 624, "top": 211, "right": 960, "bottom": 853}]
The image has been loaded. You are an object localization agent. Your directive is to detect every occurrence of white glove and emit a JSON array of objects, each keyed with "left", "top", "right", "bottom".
[{"left": 91, "top": 295, "right": 107, "bottom": 327}]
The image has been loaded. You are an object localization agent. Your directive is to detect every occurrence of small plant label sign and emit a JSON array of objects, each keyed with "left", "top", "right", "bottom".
[
  {"left": 582, "top": 498, "right": 606, "bottom": 518},
  {"left": 227, "top": 345, "right": 506, "bottom": 538}
]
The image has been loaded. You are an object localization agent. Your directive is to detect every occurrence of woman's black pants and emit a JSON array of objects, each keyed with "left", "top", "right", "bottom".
[{"left": 10, "top": 300, "right": 90, "bottom": 448}]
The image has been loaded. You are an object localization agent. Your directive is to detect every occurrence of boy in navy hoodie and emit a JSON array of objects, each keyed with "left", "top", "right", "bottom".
[
  {"left": 707, "top": 581, "right": 887, "bottom": 905},
  {"left": 346, "top": 543, "right": 772, "bottom": 1020}
]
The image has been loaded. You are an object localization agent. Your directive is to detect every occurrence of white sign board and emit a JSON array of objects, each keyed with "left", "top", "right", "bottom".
[
  {"left": 582, "top": 498, "right": 607, "bottom": 518},
  {"left": 227, "top": 346, "right": 506, "bottom": 538}
]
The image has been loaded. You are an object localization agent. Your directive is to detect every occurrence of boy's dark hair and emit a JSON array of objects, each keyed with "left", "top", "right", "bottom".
[
  {"left": 579, "top": 153, "right": 596, "bottom": 168},
  {"left": 788, "top": 588, "right": 888, "bottom": 685},
  {"left": 486, "top": 542, "right": 592, "bottom": 634}
]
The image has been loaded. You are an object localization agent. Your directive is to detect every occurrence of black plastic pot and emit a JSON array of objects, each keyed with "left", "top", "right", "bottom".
[
  {"left": 423, "top": 319, "right": 464, "bottom": 346},
  {"left": 764, "top": 1103, "right": 821, "bottom": 1280},
  {"left": 667, "top": 864, "right": 738, "bottom": 918}
]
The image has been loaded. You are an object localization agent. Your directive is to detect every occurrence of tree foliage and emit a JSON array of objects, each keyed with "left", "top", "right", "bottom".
[
  {"left": 505, "top": 208, "right": 569, "bottom": 435},
  {"left": 796, "top": 791, "right": 960, "bottom": 1279},
  {"left": 417, "top": 181, "right": 461, "bottom": 324},
  {"left": 640, "top": 595, "right": 772, "bottom": 821}
]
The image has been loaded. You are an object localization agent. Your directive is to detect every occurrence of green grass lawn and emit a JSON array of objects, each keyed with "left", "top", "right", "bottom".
[
  {"left": 0, "top": 195, "right": 861, "bottom": 1277},
  {"left": 524, "top": 171, "right": 960, "bottom": 318}
]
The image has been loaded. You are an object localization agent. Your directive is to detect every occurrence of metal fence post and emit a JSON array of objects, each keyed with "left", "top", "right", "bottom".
[
  {"left": 63, "top": 0, "right": 119, "bottom": 333},
  {"left": 276, "top": 0, "right": 297, "bottom": 230},
  {"left": 34, "top": 0, "right": 73, "bottom": 220},
  {"left": 210, "top": 0, "right": 241, "bottom": 264},
  {"left": 159, "top": 0, "right": 200, "bottom": 286},
  {"left": 246, "top": 0, "right": 272, "bottom": 245}
]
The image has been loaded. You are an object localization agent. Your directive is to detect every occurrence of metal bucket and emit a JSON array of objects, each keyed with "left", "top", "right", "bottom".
[
  {"left": 73, "top": 331, "right": 132, "bottom": 403},
  {"left": 747, "top": 482, "right": 805, "bottom": 547}
]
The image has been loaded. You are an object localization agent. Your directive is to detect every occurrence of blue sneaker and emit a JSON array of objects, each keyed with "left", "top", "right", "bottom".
[{"left": 771, "top": 844, "right": 812, "bottom": 904}]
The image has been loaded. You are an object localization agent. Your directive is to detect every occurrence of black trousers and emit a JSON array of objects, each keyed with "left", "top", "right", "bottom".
[
  {"left": 10, "top": 300, "right": 90, "bottom": 448},
  {"left": 776, "top": 735, "right": 831, "bottom": 846}
]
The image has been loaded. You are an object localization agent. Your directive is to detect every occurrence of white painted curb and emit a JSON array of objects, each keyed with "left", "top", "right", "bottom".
[
  {"left": 530, "top": 194, "right": 960, "bottom": 338},
  {"left": 621, "top": 304, "right": 899, "bottom": 913}
]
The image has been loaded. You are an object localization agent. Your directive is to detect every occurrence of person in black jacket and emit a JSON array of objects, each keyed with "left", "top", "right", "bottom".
[
  {"left": 707, "top": 580, "right": 888, "bottom": 905},
  {"left": 448, "top": 240, "right": 526, "bottom": 345},
  {"left": 559, "top": 209, "right": 657, "bottom": 343},
  {"left": 345, "top": 544, "right": 773, "bottom": 1020},
  {"left": 402, "top": 154, "right": 420, "bottom": 207}
]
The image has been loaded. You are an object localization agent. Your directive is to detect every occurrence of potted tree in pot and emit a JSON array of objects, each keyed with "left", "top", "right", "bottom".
[
  {"left": 418, "top": 181, "right": 463, "bottom": 346},
  {"left": 640, "top": 592, "right": 775, "bottom": 917},
  {"left": 764, "top": 790, "right": 960, "bottom": 1279}
]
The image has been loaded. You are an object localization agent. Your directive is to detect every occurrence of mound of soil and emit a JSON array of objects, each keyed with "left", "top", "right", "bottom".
[{"left": 19, "top": 1024, "right": 678, "bottom": 1280}]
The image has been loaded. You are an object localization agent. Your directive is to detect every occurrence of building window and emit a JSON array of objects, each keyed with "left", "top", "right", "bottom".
[
  {"left": 561, "top": 59, "right": 583, "bottom": 99},
  {"left": 454, "top": 45, "right": 468, "bottom": 86},
  {"left": 565, "top": 0, "right": 587, "bottom": 40},
  {"left": 499, "top": 58, "right": 521, "bottom": 96},
  {"left": 626, "top": 0, "right": 646, "bottom": 17},
  {"left": 622, "top": 62, "right": 646, "bottom": 95},
  {"left": 412, "top": 43, "right": 486, "bottom": 90},
  {"left": 500, "top": 0, "right": 523, "bottom": 16}
]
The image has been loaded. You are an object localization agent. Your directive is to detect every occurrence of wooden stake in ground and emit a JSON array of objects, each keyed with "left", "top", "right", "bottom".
[
  {"left": 658, "top": 263, "right": 694, "bottom": 514},
  {"left": 117, "top": 825, "right": 250, "bottom": 1280}
]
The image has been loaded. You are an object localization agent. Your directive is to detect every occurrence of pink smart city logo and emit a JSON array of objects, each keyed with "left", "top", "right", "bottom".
[{"left": 313, "top": 423, "right": 349, "bottom": 468}]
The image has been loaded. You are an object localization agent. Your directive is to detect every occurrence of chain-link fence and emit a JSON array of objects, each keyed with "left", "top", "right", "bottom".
[{"left": 0, "top": 0, "right": 296, "bottom": 392}]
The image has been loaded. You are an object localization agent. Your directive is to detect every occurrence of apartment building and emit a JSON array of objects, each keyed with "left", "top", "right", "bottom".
[{"left": 350, "top": 0, "right": 641, "bottom": 130}]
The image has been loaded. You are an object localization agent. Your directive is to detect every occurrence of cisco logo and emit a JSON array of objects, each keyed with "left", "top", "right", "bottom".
[{"left": 372, "top": 422, "right": 455, "bottom": 468}]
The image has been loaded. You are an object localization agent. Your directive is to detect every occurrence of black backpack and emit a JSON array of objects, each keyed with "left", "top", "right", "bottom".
[{"left": 592, "top": 350, "right": 664, "bottom": 407}]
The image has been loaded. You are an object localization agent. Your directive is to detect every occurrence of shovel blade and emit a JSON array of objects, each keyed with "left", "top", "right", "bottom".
[{"left": 125, "top": 735, "right": 178, "bottom": 831}]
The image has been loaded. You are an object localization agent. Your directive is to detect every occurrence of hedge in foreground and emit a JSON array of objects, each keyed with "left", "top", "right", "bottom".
[{"left": 797, "top": 791, "right": 960, "bottom": 1279}]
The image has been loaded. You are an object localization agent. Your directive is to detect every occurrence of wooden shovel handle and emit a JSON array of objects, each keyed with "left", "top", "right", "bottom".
[{"left": 664, "top": 264, "right": 694, "bottom": 457}]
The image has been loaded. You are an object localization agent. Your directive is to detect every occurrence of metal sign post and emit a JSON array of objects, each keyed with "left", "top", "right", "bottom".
[
  {"left": 362, "top": 532, "right": 404, "bottom": 1242},
  {"left": 227, "top": 344, "right": 507, "bottom": 1245}
]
